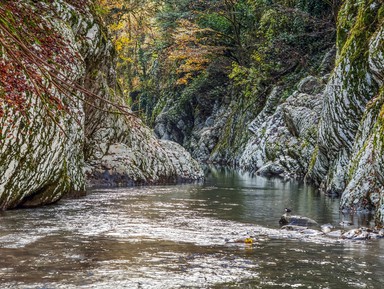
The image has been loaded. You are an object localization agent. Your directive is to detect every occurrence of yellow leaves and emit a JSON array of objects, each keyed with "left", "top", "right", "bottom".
[
  {"left": 244, "top": 238, "right": 253, "bottom": 244},
  {"left": 109, "top": 21, "right": 125, "bottom": 32},
  {"left": 176, "top": 77, "right": 189, "bottom": 86},
  {"left": 167, "top": 19, "right": 223, "bottom": 86},
  {"left": 96, "top": 0, "right": 163, "bottom": 93},
  {"left": 252, "top": 51, "right": 262, "bottom": 63},
  {"left": 115, "top": 35, "right": 131, "bottom": 52},
  {"left": 229, "top": 62, "right": 248, "bottom": 83},
  {"left": 120, "top": 55, "right": 134, "bottom": 62},
  {"left": 96, "top": 0, "right": 124, "bottom": 11}
]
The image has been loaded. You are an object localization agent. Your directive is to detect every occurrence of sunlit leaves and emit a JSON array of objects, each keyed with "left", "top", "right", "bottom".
[
  {"left": 167, "top": 19, "right": 223, "bottom": 85},
  {"left": 96, "top": 0, "right": 161, "bottom": 92}
]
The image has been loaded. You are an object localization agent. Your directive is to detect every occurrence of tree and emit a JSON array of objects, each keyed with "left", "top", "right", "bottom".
[
  {"left": 96, "top": 0, "right": 337, "bottom": 124},
  {"left": 97, "top": 0, "right": 163, "bottom": 93},
  {"left": 165, "top": 19, "right": 224, "bottom": 85}
]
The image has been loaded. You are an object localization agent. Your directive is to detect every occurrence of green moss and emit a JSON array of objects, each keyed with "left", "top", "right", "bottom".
[
  {"left": 265, "top": 143, "right": 281, "bottom": 161},
  {"left": 300, "top": 138, "right": 310, "bottom": 149},
  {"left": 209, "top": 92, "right": 262, "bottom": 162},
  {"left": 308, "top": 145, "right": 319, "bottom": 173},
  {"left": 378, "top": 4, "right": 384, "bottom": 22},
  {"left": 375, "top": 87, "right": 384, "bottom": 149},
  {"left": 336, "top": 0, "right": 360, "bottom": 49},
  {"left": 348, "top": 141, "right": 368, "bottom": 180},
  {"left": 337, "top": 0, "right": 379, "bottom": 67}
]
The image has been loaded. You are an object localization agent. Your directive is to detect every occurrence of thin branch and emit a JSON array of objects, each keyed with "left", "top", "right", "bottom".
[{"left": 0, "top": 16, "right": 133, "bottom": 118}]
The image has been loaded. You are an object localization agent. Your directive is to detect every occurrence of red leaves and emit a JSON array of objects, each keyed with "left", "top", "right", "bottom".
[
  {"left": 0, "top": 60, "right": 29, "bottom": 114},
  {"left": 0, "top": 1, "right": 74, "bottom": 119},
  {"left": 0, "top": 0, "right": 131, "bottom": 137}
]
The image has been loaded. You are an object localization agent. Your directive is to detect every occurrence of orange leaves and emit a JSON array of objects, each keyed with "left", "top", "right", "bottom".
[{"left": 167, "top": 19, "right": 223, "bottom": 86}]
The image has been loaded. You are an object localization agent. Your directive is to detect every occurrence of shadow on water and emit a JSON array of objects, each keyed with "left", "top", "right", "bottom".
[{"left": 0, "top": 166, "right": 382, "bottom": 288}]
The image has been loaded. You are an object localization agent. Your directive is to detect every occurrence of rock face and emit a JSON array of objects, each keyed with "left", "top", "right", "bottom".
[
  {"left": 85, "top": 115, "right": 203, "bottom": 186},
  {"left": 0, "top": 0, "right": 203, "bottom": 209},
  {"left": 306, "top": 1, "right": 384, "bottom": 221},
  {"left": 239, "top": 80, "right": 324, "bottom": 178},
  {"left": 241, "top": 1, "right": 384, "bottom": 223},
  {"left": 0, "top": 1, "right": 85, "bottom": 209},
  {"left": 189, "top": 100, "right": 241, "bottom": 164},
  {"left": 154, "top": 89, "right": 262, "bottom": 165}
]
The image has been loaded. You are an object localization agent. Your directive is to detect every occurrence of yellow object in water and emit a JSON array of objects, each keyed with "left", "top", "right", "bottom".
[{"left": 244, "top": 238, "right": 253, "bottom": 244}]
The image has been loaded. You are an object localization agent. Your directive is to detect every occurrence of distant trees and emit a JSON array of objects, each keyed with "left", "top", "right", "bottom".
[
  {"left": 97, "top": 0, "right": 339, "bottom": 120},
  {"left": 0, "top": 0, "right": 340, "bottom": 130},
  {"left": 96, "top": 0, "right": 162, "bottom": 94}
]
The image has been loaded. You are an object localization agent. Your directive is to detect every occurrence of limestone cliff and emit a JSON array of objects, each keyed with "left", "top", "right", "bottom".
[
  {"left": 307, "top": 0, "right": 383, "bottom": 221},
  {"left": 0, "top": 0, "right": 203, "bottom": 209},
  {"left": 0, "top": 1, "right": 86, "bottom": 208},
  {"left": 241, "top": 0, "right": 384, "bottom": 222},
  {"left": 149, "top": 2, "right": 336, "bottom": 166},
  {"left": 239, "top": 76, "right": 325, "bottom": 178}
]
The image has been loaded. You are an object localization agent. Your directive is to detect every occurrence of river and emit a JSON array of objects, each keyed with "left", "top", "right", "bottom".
[{"left": 1, "top": 167, "right": 384, "bottom": 288}]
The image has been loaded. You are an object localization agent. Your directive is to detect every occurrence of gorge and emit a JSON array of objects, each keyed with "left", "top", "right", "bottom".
[
  {"left": 1, "top": 1, "right": 384, "bottom": 288},
  {"left": 0, "top": 1, "right": 383, "bottom": 227}
]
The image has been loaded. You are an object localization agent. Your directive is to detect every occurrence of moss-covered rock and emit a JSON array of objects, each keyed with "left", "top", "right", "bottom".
[
  {"left": 239, "top": 78, "right": 324, "bottom": 178},
  {"left": 307, "top": 0, "right": 382, "bottom": 192},
  {"left": 0, "top": 0, "right": 203, "bottom": 209},
  {"left": 0, "top": 1, "right": 86, "bottom": 208},
  {"left": 306, "top": 0, "right": 384, "bottom": 222}
]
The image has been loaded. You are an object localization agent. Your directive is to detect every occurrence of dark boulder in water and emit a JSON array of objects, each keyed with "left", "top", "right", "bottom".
[{"left": 279, "top": 214, "right": 318, "bottom": 227}]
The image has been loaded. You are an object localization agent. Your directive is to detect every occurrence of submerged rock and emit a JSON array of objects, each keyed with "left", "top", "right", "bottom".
[
  {"left": 321, "top": 224, "right": 334, "bottom": 234},
  {"left": 281, "top": 225, "right": 308, "bottom": 231},
  {"left": 327, "top": 230, "right": 343, "bottom": 238},
  {"left": 339, "top": 227, "right": 384, "bottom": 240}
]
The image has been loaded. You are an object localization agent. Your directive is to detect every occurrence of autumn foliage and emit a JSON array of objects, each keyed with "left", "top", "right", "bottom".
[
  {"left": 0, "top": 1, "right": 81, "bottom": 121},
  {"left": 167, "top": 19, "right": 224, "bottom": 85},
  {"left": 0, "top": 0, "right": 131, "bottom": 138}
]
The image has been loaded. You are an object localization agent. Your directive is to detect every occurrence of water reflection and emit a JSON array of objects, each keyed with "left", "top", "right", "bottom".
[
  {"left": 0, "top": 167, "right": 383, "bottom": 288},
  {"left": 200, "top": 166, "right": 342, "bottom": 227}
]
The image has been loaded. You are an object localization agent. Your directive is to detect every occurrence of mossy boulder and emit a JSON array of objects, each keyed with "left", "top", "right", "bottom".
[{"left": 239, "top": 79, "right": 324, "bottom": 178}]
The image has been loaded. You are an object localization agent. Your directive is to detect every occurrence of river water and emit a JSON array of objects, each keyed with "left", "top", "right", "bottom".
[{"left": 1, "top": 167, "right": 384, "bottom": 288}]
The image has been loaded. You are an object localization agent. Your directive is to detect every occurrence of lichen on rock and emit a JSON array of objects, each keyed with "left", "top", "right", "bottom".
[
  {"left": 239, "top": 78, "right": 324, "bottom": 178},
  {"left": 306, "top": 0, "right": 384, "bottom": 221},
  {"left": 0, "top": 0, "right": 203, "bottom": 209}
]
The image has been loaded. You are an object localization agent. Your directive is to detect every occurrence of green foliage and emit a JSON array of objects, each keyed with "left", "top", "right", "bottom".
[
  {"left": 99, "top": 0, "right": 339, "bottom": 159},
  {"left": 198, "top": 12, "right": 232, "bottom": 34}
]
